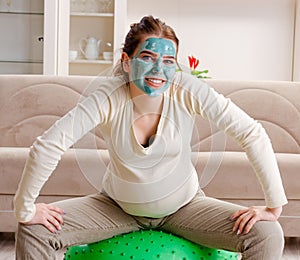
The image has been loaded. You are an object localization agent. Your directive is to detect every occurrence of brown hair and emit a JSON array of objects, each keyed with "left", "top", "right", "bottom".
[{"left": 114, "top": 16, "right": 179, "bottom": 84}]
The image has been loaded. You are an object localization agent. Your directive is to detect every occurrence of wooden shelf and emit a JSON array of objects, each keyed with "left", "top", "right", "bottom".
[
  {"left": 70, "top": 12, "right": 114, "bottom": 18},
  {"left": 69, "top": 59, "right": 113, "bottom": 64},
  {"left": 0, "top": 11, "right": 43, "bottom": 16},
  {"left": 0, "top": 59, "right": 42, "bottom": 64}
]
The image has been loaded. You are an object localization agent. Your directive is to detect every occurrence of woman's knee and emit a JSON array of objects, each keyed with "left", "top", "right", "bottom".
[
  {"left": 16, "top": 222, "right": 56, "bottom": 259},
  {"left": 17, "top": 222, "right": 50, "bottom": 240},
  {"left": 254, "top": 220, "right": 284, "bottom": 246},
  {"left": 241, "top": 221, "right": 284, "bottom": 259}
]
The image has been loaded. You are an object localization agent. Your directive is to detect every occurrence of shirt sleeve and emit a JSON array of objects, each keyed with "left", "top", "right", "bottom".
[
  {"left": 181, "top": 74, "right": 288, "bottom": 208},
  {"left": 14, "top": 91, "right": 106, "bottom": 222}
]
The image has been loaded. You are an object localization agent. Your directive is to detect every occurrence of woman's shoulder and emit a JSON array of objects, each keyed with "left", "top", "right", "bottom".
[
  {"left": 80, "top": 76, "right": 126, "bottom": 104},
  {"left": 172, "top": 71, "right": 208, "bottom": 93},
  {"left": 83, "top": 76, "right": 126, "bottom": 95}
]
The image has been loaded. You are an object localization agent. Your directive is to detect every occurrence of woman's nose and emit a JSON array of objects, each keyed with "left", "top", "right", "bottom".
[{"left": 152, "top": 58, "right": 163, "bottom": 73}]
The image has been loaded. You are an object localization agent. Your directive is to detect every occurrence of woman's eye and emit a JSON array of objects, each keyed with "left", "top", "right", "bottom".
[
  {"left": 163, "top": 59, "right": 175, "bottom": 65},
  {"left": 141, "top": 55, "right": 155, "bottom": 62}
]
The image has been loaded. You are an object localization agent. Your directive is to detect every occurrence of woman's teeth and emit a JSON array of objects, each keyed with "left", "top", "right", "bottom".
[{"left": 147, "top": 78, "right": 164, "bottom": 84}]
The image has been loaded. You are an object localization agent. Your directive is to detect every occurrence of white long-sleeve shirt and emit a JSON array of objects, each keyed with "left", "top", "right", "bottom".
[{"left": 14, "top": 72, "right": 288, "bottom": 222}]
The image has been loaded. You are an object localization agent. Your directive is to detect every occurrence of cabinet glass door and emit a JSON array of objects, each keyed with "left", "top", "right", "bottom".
[
  {"left": 0, "top": 0, "right": 44, "bottom": 74},
  {"left": 69, "top": 0, "right": 115, "bottom": 76}
]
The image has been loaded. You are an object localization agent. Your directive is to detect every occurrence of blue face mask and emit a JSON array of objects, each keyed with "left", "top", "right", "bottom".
[{"left": 130, "top": 37, "right": 177, "bottom": 97}]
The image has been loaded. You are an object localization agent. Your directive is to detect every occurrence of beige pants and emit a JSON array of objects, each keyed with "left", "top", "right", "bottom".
[{"left": 15, "top": 192, "right": 284, "bottom": 260}]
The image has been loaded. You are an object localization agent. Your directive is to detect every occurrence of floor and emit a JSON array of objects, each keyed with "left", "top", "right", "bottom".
[{"left": 1, "top": 233, "right": 299, "bottom": 259}]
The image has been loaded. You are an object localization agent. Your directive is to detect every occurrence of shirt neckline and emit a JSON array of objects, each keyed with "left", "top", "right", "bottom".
[{"left": 129, "top": 91, "right": 167, "bottom": 151}]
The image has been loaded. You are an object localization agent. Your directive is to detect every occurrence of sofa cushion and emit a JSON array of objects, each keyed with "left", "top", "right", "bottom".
[
  {"left": 192, "top": 152, "right": 300, "bottom": 199},
  {"left": 0, "top": 147, "right": 109, "bottom": 196}
]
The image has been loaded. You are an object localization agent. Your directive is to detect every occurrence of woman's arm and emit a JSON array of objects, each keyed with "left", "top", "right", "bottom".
[
  {"left": 192, "top": 80, "right": 288, "bottom": 208},
  {"left": 14, "top": 91, "right": 105, "bottom": 226},
  {"left": 183, "top": 74, "right": 288, "bottom": 232}
]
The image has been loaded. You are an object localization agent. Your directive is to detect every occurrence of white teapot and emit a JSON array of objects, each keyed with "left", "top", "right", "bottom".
[{"left": 79, "top": 37, "right": 102, "bottom": 60}]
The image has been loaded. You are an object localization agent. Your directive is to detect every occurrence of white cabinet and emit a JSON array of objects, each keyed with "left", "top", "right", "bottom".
[
  {"left": 44, "top": 0, "right": 127, "bottom": 76},
  {"left": 0, "top": 0, "right": 44, "bottom": 74}
]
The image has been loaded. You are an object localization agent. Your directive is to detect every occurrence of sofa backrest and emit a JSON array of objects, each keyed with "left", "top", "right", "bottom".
[
  {"left": 191, "top": 80, "right": 300, "bottom": 154},
  {"left": 0, "top": 75, "right": 107, "bottom": 149},
  {"left": 0, "top": 75, "right": 299, "bottom": 153}
]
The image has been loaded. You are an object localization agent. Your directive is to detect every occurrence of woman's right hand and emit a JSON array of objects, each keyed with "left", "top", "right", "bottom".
[{"left": 23, "top": 203, "right": 65, "bottom": 233}]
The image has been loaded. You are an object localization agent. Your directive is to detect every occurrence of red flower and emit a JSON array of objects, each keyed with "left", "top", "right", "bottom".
[{"left": 188, "top": 55, "right": 200, "bottom": 70}]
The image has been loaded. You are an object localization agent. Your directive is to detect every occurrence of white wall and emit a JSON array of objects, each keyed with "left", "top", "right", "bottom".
[
  {"left": 293, "top": 0, "right": 300, "bottom": 81},
  {"left": 127, "top": 0, "right": 295, "bottom": 81}
]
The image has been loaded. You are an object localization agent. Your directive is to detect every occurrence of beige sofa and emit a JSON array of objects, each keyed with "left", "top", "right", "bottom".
[{"left": 0, "top": 75, "right": 299, "bottom": 236}]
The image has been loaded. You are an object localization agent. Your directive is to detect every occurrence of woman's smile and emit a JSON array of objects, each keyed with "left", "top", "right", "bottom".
[{"left": 145, "top": 77, "right": 166, "bottom": 88}]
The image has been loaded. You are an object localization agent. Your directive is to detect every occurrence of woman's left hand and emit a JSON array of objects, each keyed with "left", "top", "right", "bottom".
[{"left": 231, "top": 206, "right": 282, "bottom": 235}]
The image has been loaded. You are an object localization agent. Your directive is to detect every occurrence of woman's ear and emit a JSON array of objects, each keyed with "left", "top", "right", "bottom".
[{"left": 121, "top": 52, "right": 130, "bottom": 73}]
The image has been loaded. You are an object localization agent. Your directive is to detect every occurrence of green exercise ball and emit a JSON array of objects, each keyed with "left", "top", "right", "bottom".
[{"left": 64, "top": 230, "right": 238, "bottom": 260}]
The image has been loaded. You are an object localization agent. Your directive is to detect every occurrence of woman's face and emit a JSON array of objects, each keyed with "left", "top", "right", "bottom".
[{"left": 129, "top": 37, "right": 177, "bottom": 97}]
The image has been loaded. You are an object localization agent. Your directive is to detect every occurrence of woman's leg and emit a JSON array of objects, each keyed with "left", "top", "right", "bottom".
[
  {"left": 162, "top": 194, "right": 284, "bottom": 260},
  {"left": 15, "top": 193, "right": 140, "bottom": 260}
]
